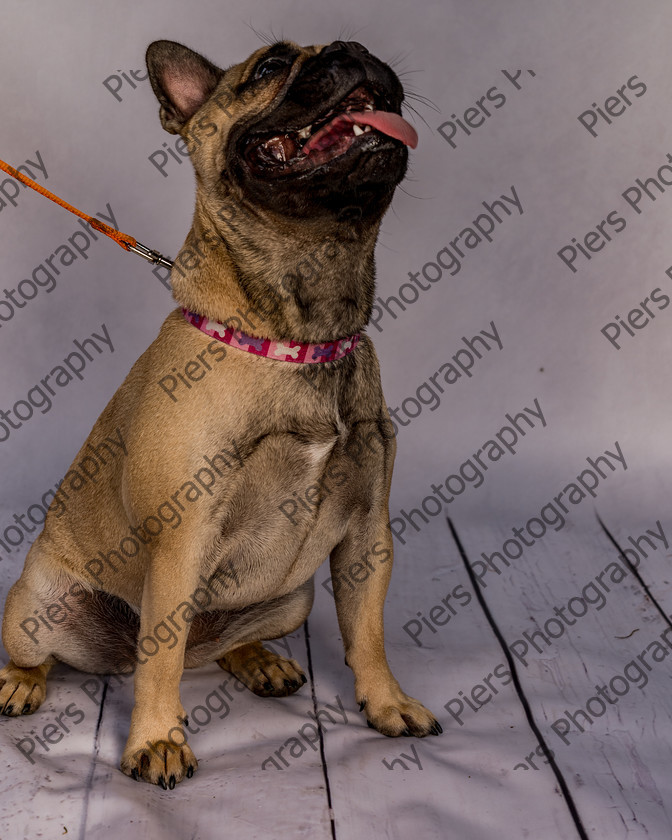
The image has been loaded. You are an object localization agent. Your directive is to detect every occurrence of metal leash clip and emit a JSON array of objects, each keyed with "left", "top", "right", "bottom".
[{"left": 126, "top": 240, "right": 175, "bottom": 269}]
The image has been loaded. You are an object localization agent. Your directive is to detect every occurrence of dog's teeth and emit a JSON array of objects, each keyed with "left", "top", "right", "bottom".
[
  {"left": 262, "top": 136, "right": 288, "bottom": 161},
  {"left": 297, "top": 125, "right": 312, "bottom": 139},
  {"left": 352, "top": 124, "right": 364, "bottom": 136},
  {"left": 364, "top": 103, "right": 374, "bottom": 111},
  {"left": 363, "top": 125, "right": 372, "bottom": 132}
]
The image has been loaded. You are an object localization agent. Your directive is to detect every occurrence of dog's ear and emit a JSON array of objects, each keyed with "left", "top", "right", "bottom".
[{"left": 146, "top": 40, "right": 224, "bottom": 133}]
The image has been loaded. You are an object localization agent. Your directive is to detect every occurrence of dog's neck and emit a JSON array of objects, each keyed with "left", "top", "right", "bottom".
[{"left": 169, "top": 202, "right": 381, "bottom": 344}]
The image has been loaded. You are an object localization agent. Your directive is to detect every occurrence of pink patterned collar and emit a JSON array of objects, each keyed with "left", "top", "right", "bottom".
[{"left": 182, "top": 309, "right": 360, "bottom": 364}]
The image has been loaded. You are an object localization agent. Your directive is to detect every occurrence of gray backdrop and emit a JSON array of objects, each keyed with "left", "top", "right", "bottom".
[{"left": 2, "top": 0, "right": 670, "bottom": 524}]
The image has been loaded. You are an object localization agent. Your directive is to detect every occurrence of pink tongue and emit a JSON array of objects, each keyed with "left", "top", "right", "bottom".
[
  {"left": 301, "top": 109, "right": 419, "bottom": 155},
  {"left": 347, "top": 110, "right": 418, "bottom": 149}
]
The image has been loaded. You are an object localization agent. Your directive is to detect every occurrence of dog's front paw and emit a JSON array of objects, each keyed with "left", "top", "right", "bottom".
[
  {"left": 121, "top": 736, "right": 198, "bottom": 788},
  {"left": 359, "top": 688, "right": 442, "bottom": 737}
]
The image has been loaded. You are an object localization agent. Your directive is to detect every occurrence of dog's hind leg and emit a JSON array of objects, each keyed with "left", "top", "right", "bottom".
[
  {"left": 0, "top": 659, "right": 55, "bottom": 716},
  {"left": 185, "top": 579, "right": 314, "bottom": 697},
  {"left": 218, "top": 640, "right": 308, "bottom": 697},
  {"left": 217, "top": 580, "right": 313, "bottom": 696},
  {"left": 1, "top": 537, "right": 139, "bottom": 716},
  {"left": 1, "top": 535, "right": 62, "bottom": 715},
  {"left": 0, "top": 544, "right": 60, "bottom": 716}
]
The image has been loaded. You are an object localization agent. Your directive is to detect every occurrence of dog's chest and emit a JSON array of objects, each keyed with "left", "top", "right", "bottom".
[{"left": 207, "top": 422, "right": 373, "bottom": 602}]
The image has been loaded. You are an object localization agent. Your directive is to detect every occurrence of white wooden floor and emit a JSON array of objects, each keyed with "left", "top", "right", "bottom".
[{"left": 2, "top": 475, "right": 671, "bottom": 839}]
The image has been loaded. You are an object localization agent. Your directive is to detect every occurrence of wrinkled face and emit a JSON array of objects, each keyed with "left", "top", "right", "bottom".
[
  {"left": 229, "top": 40, "right": 416, "bottom": 218},
  {"left": 147, "top": 39, "right": 417, "bottom": 222}
]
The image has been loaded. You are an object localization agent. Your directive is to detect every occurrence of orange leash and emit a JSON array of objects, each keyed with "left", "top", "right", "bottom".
[{"left": 0, "top": 158, "right": 173, "bottom": 269}]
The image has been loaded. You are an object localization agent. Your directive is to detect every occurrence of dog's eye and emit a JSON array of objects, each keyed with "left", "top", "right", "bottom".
[{"left": 253, "top": 56, "right": 291, "bottom": 80}]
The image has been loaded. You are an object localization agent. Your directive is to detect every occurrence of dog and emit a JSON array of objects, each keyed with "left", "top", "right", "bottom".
[{"left": 0, "top": 37, "right": 441, "bottom": 788}]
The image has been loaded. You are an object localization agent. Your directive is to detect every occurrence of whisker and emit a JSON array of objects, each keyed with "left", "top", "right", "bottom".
[
  {"left": 245, "top": 22, "right": 276, "bottom": 47},
  {"left": 402, "top": 100, "right": 435, "bottom": 132},
  {"left": 397, "top": 184, "right": 429, "bottom": 200},
  {"left": 404, "top": 90, "right": 441, "bottom": 111},
  {"left": 337, "top": 23, "right": 370, "bottom": 42},
  {"left": 385, "top": 49, "right": 414, "bottom": 70}
]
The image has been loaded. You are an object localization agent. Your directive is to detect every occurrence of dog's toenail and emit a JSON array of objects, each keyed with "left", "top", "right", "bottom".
[
  {"left": 158, "top": 776, "right": 167, "bottom": 789},
  {"left": 300, "top": 674, "right": 307, "bottom": 684},
  {"left": 21, "top": 704, "right": 31, "bottom": 714},
  {"left": 358, "top": 700, "right": 366, "bottom": 711},
  {"left": 186, "top": 766, "right": 194, "bottom": 779},
  {"left": 168, "top": 775, "right": 176, "bottom": 789},
  {"left": 263, "top": 682, "right": 273, "bottom": 691},
  {"left": 131, "top": 769, "right": 139, "bottom": 781},
  {"left": 366, "top": 720, "right": 375, "bottom": 729},
  {"left": 5, "top": 705, "right": 13, "bottom": 715}
]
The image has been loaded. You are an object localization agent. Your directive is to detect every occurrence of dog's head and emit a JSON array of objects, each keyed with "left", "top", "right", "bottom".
[
  {"left": 145, "top": 39, "right": 418, "bottom": 340},
  {"left": 146, "top": 39, "right": 416, "bottom": 222}
]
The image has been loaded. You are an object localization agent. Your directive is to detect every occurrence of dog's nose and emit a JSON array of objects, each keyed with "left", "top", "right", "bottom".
[{"left": 322, "top": 40, "right": 370, "bottom": 57}]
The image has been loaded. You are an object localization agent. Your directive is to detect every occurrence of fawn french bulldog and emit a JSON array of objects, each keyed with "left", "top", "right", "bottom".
[{"left": 0, "top": 37, "right": 441, "bottom": 787}]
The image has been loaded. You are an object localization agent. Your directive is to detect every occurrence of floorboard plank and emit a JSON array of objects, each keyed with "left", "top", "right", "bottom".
[
  {"left": 75, "top": 629, "right": 334, "bottom": 839},
  {"left": 448, "top": 513, "right": 672, "bottom": 839},
  {"left": 0, "top": 559, "right": 92, "bottom": 839},
  {"left": 305, "top": 525, "right": 581, "bottom": 840}
]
